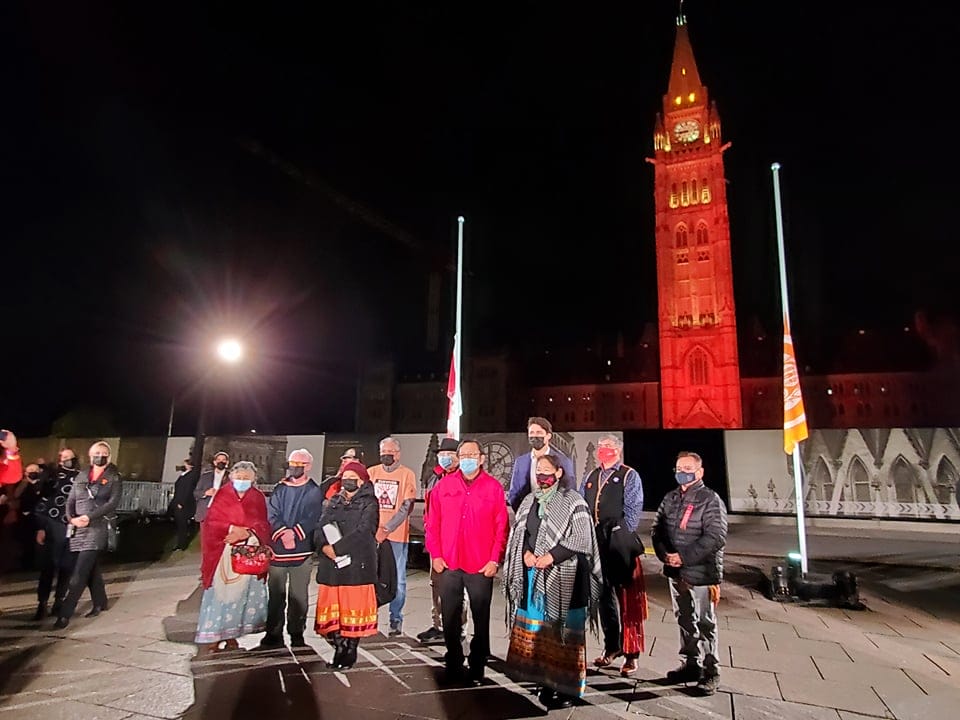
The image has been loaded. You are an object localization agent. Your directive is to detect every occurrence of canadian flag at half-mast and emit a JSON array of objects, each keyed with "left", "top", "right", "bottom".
[
  {"left": 446, "top": 335, "right": 462, "bottom": 440},
  {"left": 783, "top": 316, "right": 809, "bottom": 454}
]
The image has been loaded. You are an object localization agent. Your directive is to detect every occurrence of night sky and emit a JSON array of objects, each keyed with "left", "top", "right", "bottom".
[{"left": 5, "top": 1, "right": 957, "bottom": 436}]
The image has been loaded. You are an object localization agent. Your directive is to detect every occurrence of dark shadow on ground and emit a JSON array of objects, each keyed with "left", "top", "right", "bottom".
[{"left": 183, "top": 647, "right": 323, "bottom": 719}]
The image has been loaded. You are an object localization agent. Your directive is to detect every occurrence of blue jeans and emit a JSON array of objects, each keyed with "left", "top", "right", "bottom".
[{"left": 389, "top": 541, "right": 409, "bottom": 626}]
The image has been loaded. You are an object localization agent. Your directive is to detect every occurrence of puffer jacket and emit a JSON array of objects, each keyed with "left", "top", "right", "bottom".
[
  {"left": 651, "top": 480, "right": 727, "bottom": 586},
  {"left": 66, "top": 465, "right": 123, "bottom": 552}
]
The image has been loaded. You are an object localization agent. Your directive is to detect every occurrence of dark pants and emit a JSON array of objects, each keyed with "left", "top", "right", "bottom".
[
  {"left": 59, "top": 550, "right": 108, "bottom": 620},
  {"left": 173, "top": 507, "right": 195, "bottom": 550},
  {"left": 37, "top": 525, "right": 76, "bottom": 608},
  {"left": 438, "top": 569, "right": 493, "bottom": 671},
  {"left": 266, "top": 562, "right": 313, "bottom": 640}
]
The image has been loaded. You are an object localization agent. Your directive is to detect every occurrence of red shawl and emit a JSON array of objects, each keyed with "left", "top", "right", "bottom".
[{"left": 200, "top": 485, "right": 271, "bottom": 589}]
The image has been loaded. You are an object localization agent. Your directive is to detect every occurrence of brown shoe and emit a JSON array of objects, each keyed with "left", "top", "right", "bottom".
[
  {"left": 594, "top": 651, "right": 622, "bottom": 668},
  {"left": 620, "top": 658, "right": 638, "bottom": 676},
  {"left": 192, "top": 643, "right": 218, "bottom": 660},
  {"left": 221, "top": 639, "right": 240, "bottom": 652}
]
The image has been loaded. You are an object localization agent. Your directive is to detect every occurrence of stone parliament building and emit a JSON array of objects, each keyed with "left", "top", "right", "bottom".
[{"left": 356, "top": 16, "right": 960, "bottom": 438}]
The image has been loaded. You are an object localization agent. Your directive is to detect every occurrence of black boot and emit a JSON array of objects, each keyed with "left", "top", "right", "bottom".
[
  {"left": 339, "top": 638, "right": 359, "bottom": 669},
  {"left": 33, "top": 603, "right": 48, "bottom": 621},
  {"left": 326, "top": 633, "right": 345, "bottom": 669}
]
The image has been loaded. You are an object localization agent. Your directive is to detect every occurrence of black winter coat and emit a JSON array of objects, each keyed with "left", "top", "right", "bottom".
[
  {"left": 651, "top": 481, "right": 727, "bottom": 586},
  {"left": 315, "top": 482, "right": 379, "bottom": 587}
]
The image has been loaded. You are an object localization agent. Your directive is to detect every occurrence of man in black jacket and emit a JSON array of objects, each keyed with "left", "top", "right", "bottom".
[
  {"left": 170, "top": 458, "right": 199, "bottom": 551},
  {"left": 651, "top": 451, "right": 728, "bottom": 696}
]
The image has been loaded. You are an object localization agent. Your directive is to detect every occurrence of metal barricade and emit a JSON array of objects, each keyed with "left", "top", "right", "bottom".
[{"left": 118, "top": 481, "right": 175, "bottom": 516}]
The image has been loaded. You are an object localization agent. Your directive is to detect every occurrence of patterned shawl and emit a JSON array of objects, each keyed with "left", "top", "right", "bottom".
[{"left": 504, "top": 488, "right": 603, "bottom": 636}]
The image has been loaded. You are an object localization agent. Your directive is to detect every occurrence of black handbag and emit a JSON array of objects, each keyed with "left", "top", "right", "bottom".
[{"left": 86, "top": 484, "right": 120, "bottom": 553}]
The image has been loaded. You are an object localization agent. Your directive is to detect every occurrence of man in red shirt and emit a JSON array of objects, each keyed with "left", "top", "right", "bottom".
[
  {"left": 1, "top": 430, "right": 22, "bottom": 486},
  {"left": 424, "top": 439, "right": 508, "bottom": 684}
]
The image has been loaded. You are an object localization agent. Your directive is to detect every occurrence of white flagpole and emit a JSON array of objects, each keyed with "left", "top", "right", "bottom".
[
  {"left": 453, "top": 216, "right": 465, "bottom": 439},
  {"left": 772, "top": 162, "right": 809, "bottom": 576}
]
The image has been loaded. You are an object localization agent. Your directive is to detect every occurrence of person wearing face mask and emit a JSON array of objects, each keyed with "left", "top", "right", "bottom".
[
  {"left": 319, "top": 447, "right": 364, "bottom": 500},
  {"left": 313, "top": 462, "right": 380, "bottom": 669},
  {"left": 258, "top": 448, "right": 325, "bottom": 650},
  {"left": 32, "top": 448, "right": 81, "bottom": 619},
  {"left": 193, "top": 451, "right": 231, "bottom": 524},
  {"left": 504, "top": 454, "right": 604, "bottom": 709},
  {"left": 54, "top": 441, "right": 123, "bottom": 629},
  {"left": 13, "top": 463, "right": 44, "bottom": 572},
  {"left": 425, "top": 439, "right": 508, "bottom": 685},
  {"left": 651, "top": 451, "right": 727, "bottom": 696},
  {"left": 194, "top": 461, "right": 271, "bottom": 659},
  {"left": 580, "top": 433, "right": 646, "bottom": 677},
  {"left": 507, "top": 417, "right": 577, "bottom": 512},
  {"left": 416, "top": 436, "right": 468, "bottom": 644},
  {"left": 368, "top": 436, "right": 417, "bottom": 637}
]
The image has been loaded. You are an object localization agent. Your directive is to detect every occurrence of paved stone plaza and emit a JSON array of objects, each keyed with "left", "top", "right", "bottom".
[{"left": 1, "top": 530, "right": 959, "bottom": 720}]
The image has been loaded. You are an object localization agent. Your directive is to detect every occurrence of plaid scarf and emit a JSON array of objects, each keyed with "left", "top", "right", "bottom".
[{"left": 504, "top": 488, "right": 603, "bottom": 636}]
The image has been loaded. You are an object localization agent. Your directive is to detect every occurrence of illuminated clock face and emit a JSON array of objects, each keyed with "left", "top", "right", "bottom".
[{"left": 673, "top": 120, "right": 701, "bottom": 143}]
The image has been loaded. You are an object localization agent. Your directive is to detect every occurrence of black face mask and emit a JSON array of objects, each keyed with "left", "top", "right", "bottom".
[
  {"left": 61, "top": 458, "right": 76, "bottom": 469},
  {"left": 380, "top": 454, "right": 396, "bottom": 467},
  {"left": 92, "top": 456, "right": 108, "bottom": 467},
  {"left": 341, "top": 478, "right": 359, "bottom": 493},
  {"left": 27, "top": 471, "right": 40, "bottom": 481},
  {"left": 528, "top": 436, "right": 546, "bottom": 450},
  {"left": 215, "top": 462, "right": 228, "bottom": 471},
  {"left": 287, "top": 467, "right": 305, "bottom": 480}
]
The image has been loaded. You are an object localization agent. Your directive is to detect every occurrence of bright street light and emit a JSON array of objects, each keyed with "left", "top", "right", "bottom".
[{"left": 216, "top": 338, "right": 244, "bottom": 364}]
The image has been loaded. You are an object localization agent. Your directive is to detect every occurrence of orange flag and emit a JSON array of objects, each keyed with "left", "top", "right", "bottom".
[{"left": 783, "top": 316, "right": 808, "bottom": 454}]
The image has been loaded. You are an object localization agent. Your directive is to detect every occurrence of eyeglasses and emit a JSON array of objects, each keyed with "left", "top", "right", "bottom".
[
  {"left": 458, "top": 453, "right": 481, "bottom": 459},
  {"left": 675, "top": 466, "right": 699, "bottom": 473}
]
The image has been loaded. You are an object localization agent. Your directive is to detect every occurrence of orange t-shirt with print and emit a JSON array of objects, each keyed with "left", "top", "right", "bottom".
[{"left": 367, "top": 463, "right": 417, "bottom": 544}]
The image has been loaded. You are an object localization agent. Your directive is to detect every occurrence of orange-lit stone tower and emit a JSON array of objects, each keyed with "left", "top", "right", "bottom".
[{"left": 649, "top": 13, "right": 742, "bottom": 428}]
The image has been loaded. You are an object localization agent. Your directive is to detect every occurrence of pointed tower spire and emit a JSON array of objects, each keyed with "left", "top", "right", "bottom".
[{"left": 666, "top": 10, "right": 705, "bottom": 110}]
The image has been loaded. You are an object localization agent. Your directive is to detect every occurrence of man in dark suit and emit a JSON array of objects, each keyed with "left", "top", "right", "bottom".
[
  {"left": 506, "top": 417, "right": 576, "bottom": 511},
  {"left": 193, "top": 451, "right": 230, "bottom": 524},
  {"left": 170, "top": 458, "right": 200, "bottom": 551}
]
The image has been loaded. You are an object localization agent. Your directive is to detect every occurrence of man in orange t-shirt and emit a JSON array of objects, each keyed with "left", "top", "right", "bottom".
[{"left": 369, "top": 436, "right": 417, "bottom": 636}]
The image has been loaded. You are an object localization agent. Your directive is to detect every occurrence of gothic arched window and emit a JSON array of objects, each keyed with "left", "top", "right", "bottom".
[
  {"left": 696, "top": 223, "right": 709, "bottom": 245},
  {"left": 700, "top": 178, "right": 711, "bottom": 204},
  {"left": 688, "top": 348, "right": 709, "bottom": 386},
  {"left": 675, "top": 224, "right": 688, "bottom": 248},
  {"left": 670, "top": 183, "right": 679, "bottom": 209}
]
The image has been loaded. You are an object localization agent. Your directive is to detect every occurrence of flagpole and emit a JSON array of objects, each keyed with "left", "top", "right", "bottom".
[
  {"left": 453, "top": 216, "right": 465, "bottom": 439},
  {"left": 772, "top": 162, "right": 809, "bottom": 576}
]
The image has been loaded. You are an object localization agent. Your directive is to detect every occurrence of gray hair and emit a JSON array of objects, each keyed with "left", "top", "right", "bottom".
[
  {"left": 231, "top": 460, "right": 258, "bottom": 477},
  {"left": 288, "top": 448, "right": 313, "bottom": 463},
  {"left": 597, "top": 433, "right": 623, "bottom": 449},
  {"left": 379, "top": 436, "right": 401, "bottom": 450}
]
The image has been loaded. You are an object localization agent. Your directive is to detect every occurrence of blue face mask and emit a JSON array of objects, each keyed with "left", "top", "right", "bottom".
[
  {"left": 232, "top": 479, "right": 253, "bottom": 492},
  {"left": 438, "top": 454, "right": 455, "bottom": 469},
  {"left": 459, "top": 458, "right": 479, "bottom": 475},
  {"left": 675, "top": 471, "right": 697, "bottom": 486}
]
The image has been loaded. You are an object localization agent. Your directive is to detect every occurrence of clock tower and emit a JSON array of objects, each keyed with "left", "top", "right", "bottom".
[{"left": 648, "top": 13, "right": 743, "bottom": 428}]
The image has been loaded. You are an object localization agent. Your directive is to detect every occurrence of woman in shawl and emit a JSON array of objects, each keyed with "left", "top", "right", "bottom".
[
  {"left": 504, "top": 454, "right": 603, "bottom": 709},
  {"left": 313, "top": 461, "right": 379, "bottom": 670},
  {"left": 194, "top": 461, "right": 271, "bottom": 659}
]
